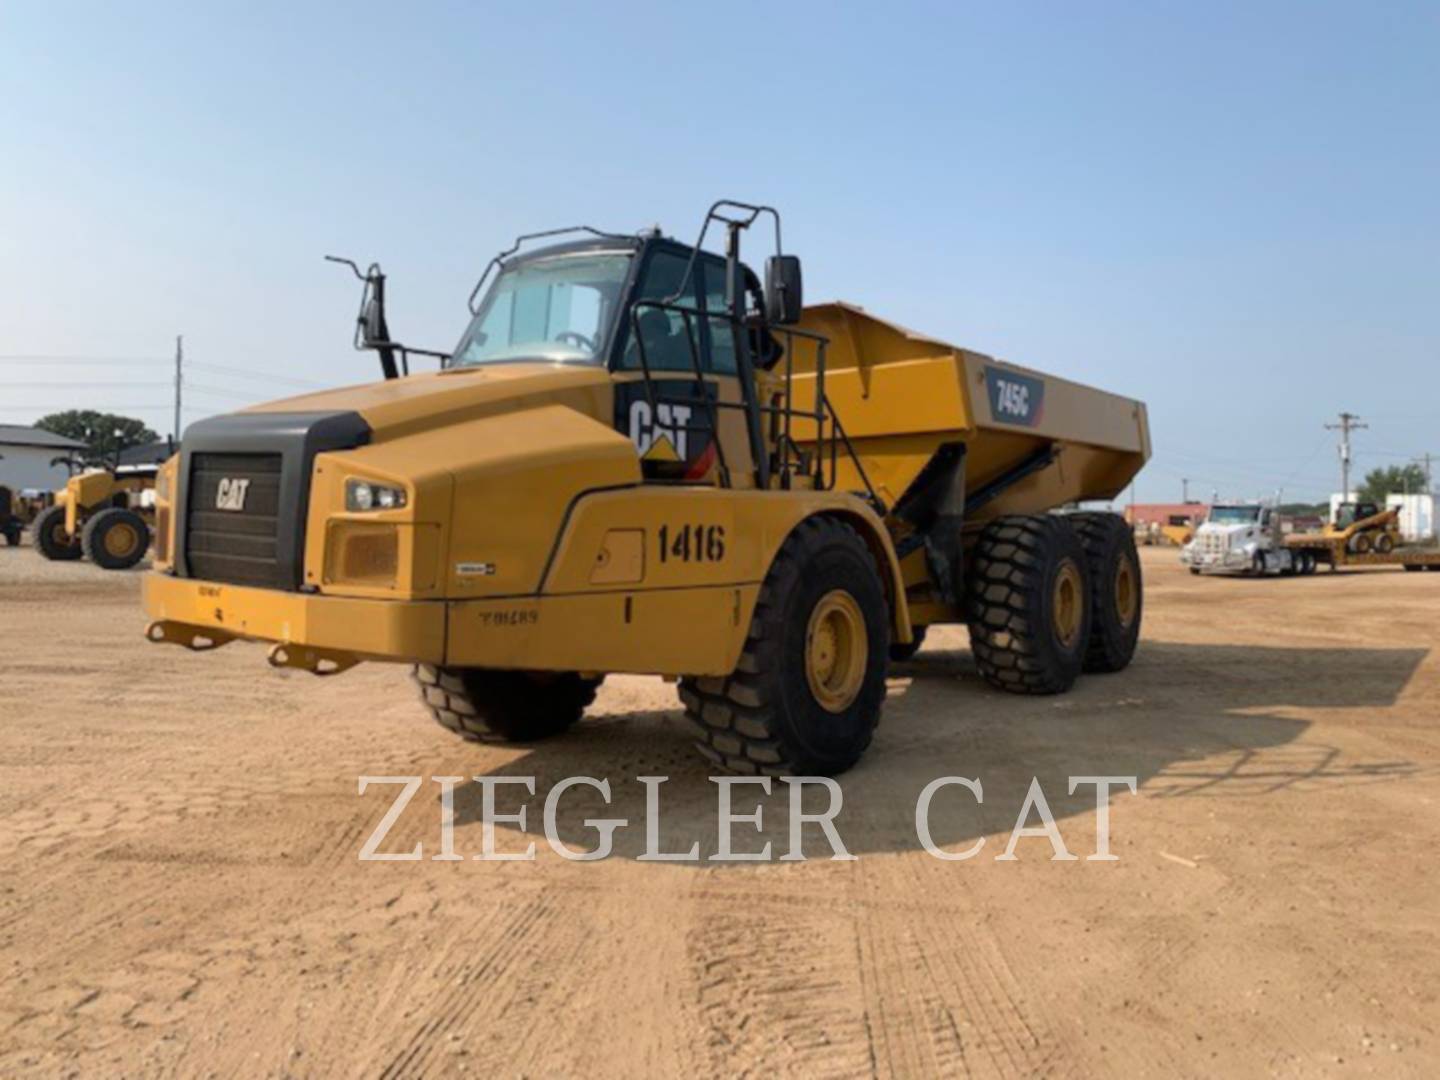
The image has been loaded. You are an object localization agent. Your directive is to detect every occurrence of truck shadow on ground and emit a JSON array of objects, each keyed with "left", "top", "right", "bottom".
[{"left": 448, "top": 640, "right": 1428, "bottom": 861}]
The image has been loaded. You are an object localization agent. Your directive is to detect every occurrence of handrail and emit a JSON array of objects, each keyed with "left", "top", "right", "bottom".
[
  {"left": 624, "top": 298, "right": 882, "bottom": 510},
  {"left": 465, "top": 226, "right": 636, "bottom": 316}
]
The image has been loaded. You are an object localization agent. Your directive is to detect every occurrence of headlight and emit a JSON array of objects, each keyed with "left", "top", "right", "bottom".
[{"left": 346, "top": 478, "right": 407, "bottom": 512}]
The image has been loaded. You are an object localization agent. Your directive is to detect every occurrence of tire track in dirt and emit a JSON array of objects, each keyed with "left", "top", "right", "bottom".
[
  {"left": 853, "top": 853, "right": 1068, "bottom": 1079},
  {"left": 373, "top": 888, "right": 568, "bottom": 1078},
  {"left": 685, "top": 895, "right": 877, "bottom": 1077}
]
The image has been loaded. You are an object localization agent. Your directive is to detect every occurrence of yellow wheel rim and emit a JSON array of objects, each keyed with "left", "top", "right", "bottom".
[
  {"left": 51, "top": 522, "right": 70, "bottom": 547},
  {"left": 805, "top": 589, "right": 868, "bottom": 713},
  {"left": 1114, "top": 555, "right": 1138, "bottom": 628},
  {"left": 1052, "top": 560, "right": 1083, "bottom": 648},
  {"left": 104, "top": 523, "right": 139, "bottom": 558}
]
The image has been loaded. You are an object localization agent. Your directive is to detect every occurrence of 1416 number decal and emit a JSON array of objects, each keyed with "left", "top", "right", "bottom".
[{"left": 658, "top": 523, "right": 726, "bottom": 563}]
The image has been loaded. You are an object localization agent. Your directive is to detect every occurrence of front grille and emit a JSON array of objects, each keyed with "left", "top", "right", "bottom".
[
  {"left": 1199, "top": 532, "right": 1228, "bottom": 556},
  {"left": 185, "top": 452, "right": 285, "bottom": 588}
]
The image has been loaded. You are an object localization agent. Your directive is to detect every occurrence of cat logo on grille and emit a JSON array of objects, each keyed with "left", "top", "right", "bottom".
[{"left": 215, "top": 478, "right": 252, "bottom": 512}]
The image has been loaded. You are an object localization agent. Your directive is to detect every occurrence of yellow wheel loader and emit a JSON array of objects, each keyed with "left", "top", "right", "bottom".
[
  {"left": 34, "top": 468, "right": 154, "bottom": 570},
  {"left": 143, "top": 201, "right": 1150, "bottom": 774}
]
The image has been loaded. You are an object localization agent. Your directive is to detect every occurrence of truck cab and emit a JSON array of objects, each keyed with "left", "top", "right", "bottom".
[{"left": 1180, "top": 502, "right": 1295, "bottom": 575}]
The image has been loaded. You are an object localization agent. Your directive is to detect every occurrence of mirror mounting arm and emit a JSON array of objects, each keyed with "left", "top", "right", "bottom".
[{"left": 325, "top": 256, "right": 451, "bottom": 380}]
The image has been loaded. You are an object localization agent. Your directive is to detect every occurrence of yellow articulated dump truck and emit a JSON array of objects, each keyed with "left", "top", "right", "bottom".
[{"left": 144, "top": 201, "right": 1150, "bottom": 774}]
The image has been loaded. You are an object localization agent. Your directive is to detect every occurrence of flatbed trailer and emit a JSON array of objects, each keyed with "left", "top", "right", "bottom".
[{"left": 1283, "top": 533, "right": 1440, "bottom": 572}]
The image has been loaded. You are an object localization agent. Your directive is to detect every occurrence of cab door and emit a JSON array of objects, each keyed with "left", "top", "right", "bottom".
[{"left": 611, "top": 246, "right": 759, "bottom": 488}]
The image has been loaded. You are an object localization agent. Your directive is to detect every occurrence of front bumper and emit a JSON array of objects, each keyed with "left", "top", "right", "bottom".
[
  {"left": 1183, "top": 549, "right": 1251, "bottom": 573},
  {"left": 142, "top": 572, "right": 755, "bottom": 676},
  {"left": 143, "top": 572, "right": 446, "bottom": 663}
]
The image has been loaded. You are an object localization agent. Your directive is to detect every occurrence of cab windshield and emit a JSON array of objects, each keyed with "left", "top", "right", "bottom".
[
  {"left": 1208, "top": 505, "right": 1261, "bottom": 525},
  {"left": 451, "top": 251, "right": 632, "bottom": 366}
]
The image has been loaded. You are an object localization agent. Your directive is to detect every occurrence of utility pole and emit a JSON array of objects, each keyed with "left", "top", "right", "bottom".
[
  {"left": 1181, "top": 477, "right": 1190, "bottom": 503},
  {"left": 173, "top": 335, "right": 184, "bottom": 443},
  {"left": 1415, "top": 453, "right": 1435, "bottom": 495},
  {"left": 1325, "top": 412, "right": 1366, "bottom": 500}
]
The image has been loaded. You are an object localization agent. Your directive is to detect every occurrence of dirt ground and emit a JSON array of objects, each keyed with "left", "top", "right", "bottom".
[{"left": 2, "top": 544, "right": 1438, "bottom": 1078}]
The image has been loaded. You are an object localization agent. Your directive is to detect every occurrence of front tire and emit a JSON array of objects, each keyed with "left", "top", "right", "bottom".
[
  {"left": 679, "top": 516, "right": 890, "bottom": 776},
  {"left": 968, "top": 515, "right": 1091, "bottom": 695},
  {"left": 81, "top": 508, "right": 150, "bottom": 570},
  {"left": 413, "top": 666, "right": 601, "bottom": 742},
  {"left": 32, "top": 505, "right": 81, "bottom": 561},
  {"left": 1068, "top": 512, "right": 1143, "bottom": 673},
  {"left": 1374, "top": 533, "right": 1395, "bottom": 555}
]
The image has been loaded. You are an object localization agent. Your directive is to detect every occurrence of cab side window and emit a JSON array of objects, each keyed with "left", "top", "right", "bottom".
[
  {"left": 700, "top": 257, "right": 739, "bottom": 375},
  {"left": 618, "top": 251, "right": 701, "bottom": 372}
]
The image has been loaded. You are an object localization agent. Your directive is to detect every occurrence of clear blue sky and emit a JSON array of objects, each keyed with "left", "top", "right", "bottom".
[{"left": 1, "top": 1, "right": 1435, "bottom": 503}]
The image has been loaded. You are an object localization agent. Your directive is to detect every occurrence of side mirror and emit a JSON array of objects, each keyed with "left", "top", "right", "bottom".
[
  {"left": 359, "top": 294, "right": 388, "bottom": 347},
  {"left": 764, "top": 255, "right": 803, "bottom": 325}
]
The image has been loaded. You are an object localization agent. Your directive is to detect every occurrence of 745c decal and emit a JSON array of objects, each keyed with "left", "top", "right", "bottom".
[{"left": 658, "top": 523, "right": 726, "bottom": 564}]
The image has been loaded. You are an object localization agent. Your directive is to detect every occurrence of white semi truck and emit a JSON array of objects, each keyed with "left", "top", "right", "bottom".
[{"left": 1179, "top": 503, "right": 1317, "bottom": 577}]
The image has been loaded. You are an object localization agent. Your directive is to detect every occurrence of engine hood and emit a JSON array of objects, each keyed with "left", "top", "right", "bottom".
[
  {"left": 1195, "top": 522, "right": 1261, "bottom": 545},
  {"left": 242, "top": 363, "right": 615, "bottom": 442}
]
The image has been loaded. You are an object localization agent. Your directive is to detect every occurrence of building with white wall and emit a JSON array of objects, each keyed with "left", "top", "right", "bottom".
[{"left": 0, "top": 425, "right": 90, "bottom": 493}]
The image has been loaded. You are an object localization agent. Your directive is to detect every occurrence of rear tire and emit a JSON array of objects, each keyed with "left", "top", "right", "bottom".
[
  {"left": 81, "top": 507, "right": 150, "bottom": 570},
  {"left": 32, "top": 505, "right": 81, "bottom": 561},
  {"left": 2, "top": 522, "right": 20, "bottom": 547},
  {"left": 1068, "top": 512, "right": 1142, "bottom": 673},
  {"left": 1352, "top": 533, "right": 1373, "bottom": 555},
  {"left": 968, "top": 515, "right": 1091, "bottom": 695},
  {"left": 889, "top": 626, "right": 927, "bottom": 663},
  {"left": 679, "top": 516, "right": 890, "bottom": 776},
  {"left": 413, "top": 666, "right": 601, "bottom": 742}
]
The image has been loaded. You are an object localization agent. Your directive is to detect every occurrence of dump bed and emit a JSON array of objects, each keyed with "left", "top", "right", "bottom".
[{"left": 786, "top": 303, "right": 1150, "bottom": 523}]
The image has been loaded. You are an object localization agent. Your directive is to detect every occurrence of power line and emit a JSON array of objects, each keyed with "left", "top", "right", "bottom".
[
  {"left": 188, "top": 361, "right": 330, "bottom": 389},
  {"left": 0, "top": 403, "right": 171, "bottom": 411},
  {"left": 186, "top": 383, "right": 264, "bottom": 401},
  {"left": 0, "top": 355, "right": 169, "bottom": 364},
  {"left": 0, "top": 381, "right": 173, "bottom": 389}
]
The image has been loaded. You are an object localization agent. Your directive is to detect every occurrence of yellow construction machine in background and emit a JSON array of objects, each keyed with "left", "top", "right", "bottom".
[{"left": 33, "top": 468, "right": 155, "bottom": 570}]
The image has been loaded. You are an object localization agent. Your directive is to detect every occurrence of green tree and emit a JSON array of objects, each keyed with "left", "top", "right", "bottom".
[
  {"left": 34, "top": 410, "right": 158, "bottom": 464},
  {"left": 1358, "top": 464, "right": 1428, "bottom": 503}
]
